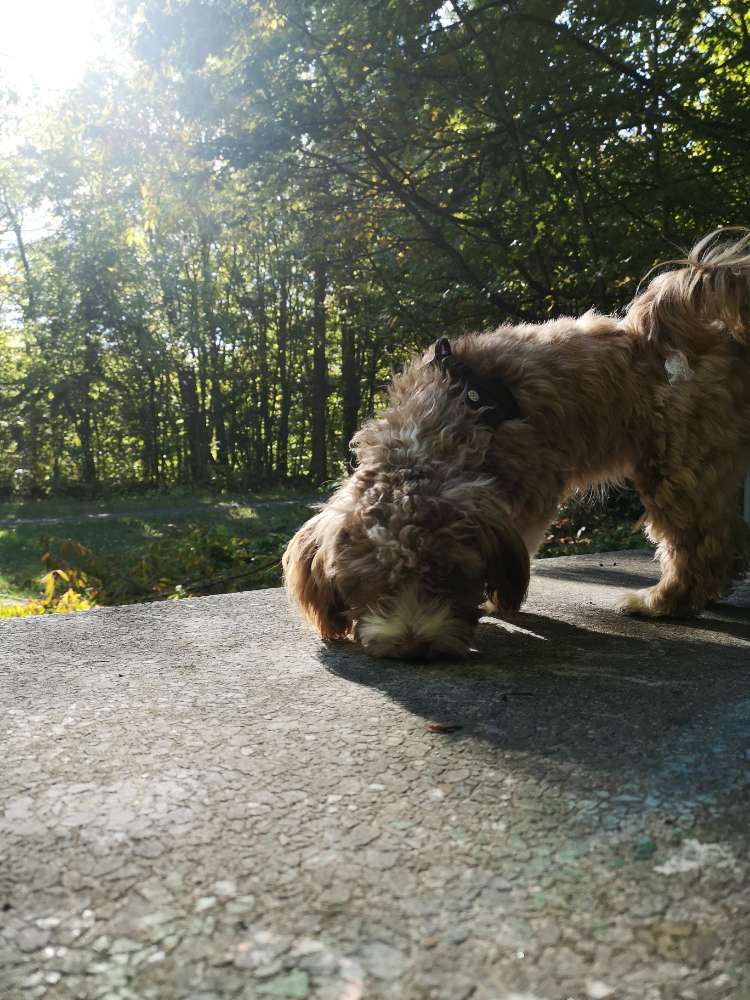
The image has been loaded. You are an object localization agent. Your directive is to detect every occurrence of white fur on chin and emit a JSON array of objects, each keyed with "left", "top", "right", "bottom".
[{"left": 357, "top": 585, "right": 469, "bottom": 658}]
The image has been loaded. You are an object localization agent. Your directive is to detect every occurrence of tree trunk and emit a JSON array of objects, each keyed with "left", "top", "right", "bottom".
[
  {"left": 201, "top": 239, "right": 229, "bottom": 467},
  {"left": 340, "top": 295, "right": 360, "bottom": 469},
  {"left": 309, "top": 260, "right": 328, "bottom": 483},
  {"left": 209, "top": 337, "right": 228, "bottom": 468},
  {"left": 178, "top": 365, "right": 209, "bottom": 483},
  {"left": 255, "top": 255, "right": 272, "bottom": 475},
  {"left": 276, "top": 267, "right": 291, "bottom": 479},
  {"left": 77, "top": 332, "right": 98, "bottom": 488}
]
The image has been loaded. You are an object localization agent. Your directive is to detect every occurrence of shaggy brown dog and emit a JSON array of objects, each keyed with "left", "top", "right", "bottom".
[{"left": 284, "top": 229, "right": 750, "bottom": 659}]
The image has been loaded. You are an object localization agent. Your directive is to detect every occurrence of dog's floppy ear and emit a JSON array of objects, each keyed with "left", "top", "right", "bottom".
[
  {"left": 282, "top": 511, "right": 349, "bottom": 639},
  {"left": 481, "top": 511, "right": 530, "bottom": 613}
]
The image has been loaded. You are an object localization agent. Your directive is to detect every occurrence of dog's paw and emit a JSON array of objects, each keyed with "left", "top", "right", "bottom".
[
  {"left": 618, "top": 586, "right": 699, "bottom": 618},
  {"left": 617, "top": 587, "right": 670, "bottom": 618}
]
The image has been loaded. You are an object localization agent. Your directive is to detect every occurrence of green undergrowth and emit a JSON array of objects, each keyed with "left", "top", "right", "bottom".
[
  {"left": 537, "top": 491, "right": 651, "bottom": 559},
  {"left": 0, "top": 497, "right": 316, "bottom": 616}
]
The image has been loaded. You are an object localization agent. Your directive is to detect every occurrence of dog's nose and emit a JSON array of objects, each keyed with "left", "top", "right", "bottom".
[
  {"left": 400, "top": 642, "right": 437, "bottom": 661},
  {"left": 358, "top": 633, "right": 437, "bottom": 661}
]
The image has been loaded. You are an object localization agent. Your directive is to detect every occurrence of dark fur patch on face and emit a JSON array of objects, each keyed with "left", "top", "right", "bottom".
[{"left": 483, "top": 517, "right": 531, "bottom": 612}]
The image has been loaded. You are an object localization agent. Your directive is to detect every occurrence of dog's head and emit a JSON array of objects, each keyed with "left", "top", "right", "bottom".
[{"left": 283, "top": 473, "right": 529, "bottom": 660}]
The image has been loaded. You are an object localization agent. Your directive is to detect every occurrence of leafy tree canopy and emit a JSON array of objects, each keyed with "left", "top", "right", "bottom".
[{"left": 1, "top": 0, "right": 748, "bottom": 492}]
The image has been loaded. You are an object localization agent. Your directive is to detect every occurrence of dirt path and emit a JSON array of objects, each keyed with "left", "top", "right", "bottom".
[{"left": 0, "top": 498, "right": 319, "bottom": 529}]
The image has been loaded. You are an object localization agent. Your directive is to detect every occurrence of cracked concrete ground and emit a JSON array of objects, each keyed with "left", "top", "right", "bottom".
[{"left": 1, "top": 550, "right": 748, "bottom": 1000}]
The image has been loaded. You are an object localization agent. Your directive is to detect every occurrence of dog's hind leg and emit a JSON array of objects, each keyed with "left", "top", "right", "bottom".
[{"left": 621, "top": 463, "right": 750, "bottom": 617}]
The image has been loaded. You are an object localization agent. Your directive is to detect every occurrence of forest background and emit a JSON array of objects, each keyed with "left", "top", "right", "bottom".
[{"left": 0, "top": 0, "right": 748, "bottom": 613}]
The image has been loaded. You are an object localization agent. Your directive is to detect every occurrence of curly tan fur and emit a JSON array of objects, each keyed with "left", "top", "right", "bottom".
[{"left": 284, "top": 228, "right": 750, "bottom": 658}]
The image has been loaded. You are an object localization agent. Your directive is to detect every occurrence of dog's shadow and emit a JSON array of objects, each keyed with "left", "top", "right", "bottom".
[{"left": 317, "top": 595, "right": 750, "bottom": 816}]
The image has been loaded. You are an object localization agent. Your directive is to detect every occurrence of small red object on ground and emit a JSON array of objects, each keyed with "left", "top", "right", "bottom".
[{"left": 427, "top": 723, "right": 463, "bottom": 734}]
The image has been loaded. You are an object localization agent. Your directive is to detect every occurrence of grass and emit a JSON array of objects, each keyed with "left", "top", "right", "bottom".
[
  {"left": 0, "top": 528, "right": 49, "bottom": 604},
  {"left": 0, "top": 494, "right": 319, "bottom": 607},
  {"left": 0, "top": 486, "right": 317, "bottom": 522}
]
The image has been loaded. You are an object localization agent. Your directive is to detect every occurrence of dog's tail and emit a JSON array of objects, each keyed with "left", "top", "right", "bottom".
[{"left": 624, "top": 227, "right": 750, "bottom": 350}]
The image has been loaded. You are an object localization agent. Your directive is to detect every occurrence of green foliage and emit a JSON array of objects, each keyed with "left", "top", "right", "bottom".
[
  {"left": 538, "top": 492, "right": 651, "bottom": 559},
  {"left": 37, "top": 521, "right": 290, "bottom": 606},
  {"left": 0, "top": 539, "right": 97, "bottom": 616},
  {"left": 0, "top": 497, "right": 313, "bottom": 616}
]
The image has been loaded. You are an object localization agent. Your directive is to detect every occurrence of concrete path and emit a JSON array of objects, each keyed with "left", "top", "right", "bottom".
[{"left": 1, "top": 551, "right": 748, "bottom": 1000}]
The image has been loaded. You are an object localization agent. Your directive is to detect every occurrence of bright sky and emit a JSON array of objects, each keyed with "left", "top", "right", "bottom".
[
  {"left": 0, "top": 0, "right": 123, "bottom": 256},
  {"left": 0, "top": 0, "right": 119, "bottom": 99}
]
